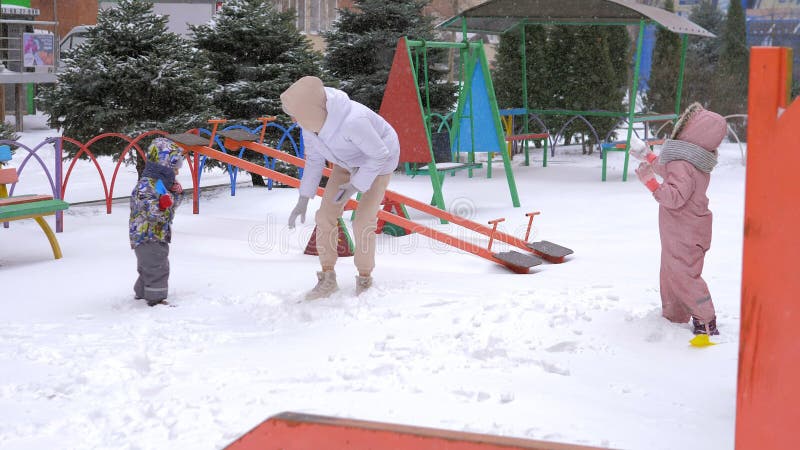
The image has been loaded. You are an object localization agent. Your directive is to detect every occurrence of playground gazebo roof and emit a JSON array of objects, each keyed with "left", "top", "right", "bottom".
[
  {"left": 438, "top": 0, "right": 714, "bottom": 37},
  {"left": 437, "top": 0, "right": 715, "bottom": 183}
]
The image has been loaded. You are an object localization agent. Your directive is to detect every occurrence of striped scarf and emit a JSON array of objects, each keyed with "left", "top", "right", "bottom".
[{"left": 658, "top": 139, "right": 718, "bottom": 173}]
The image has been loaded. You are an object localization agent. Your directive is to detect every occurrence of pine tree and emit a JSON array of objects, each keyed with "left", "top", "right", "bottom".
[
  {"left": 682, "top": 1, "right": 724, "bottom": 108},
  {"left": 0, "top": 122, "right": 19, "bottom": 167},
  {"left": 567, "top": 26, "right": 627, "bottom": 152},
  {"left": 0, "top": 122, "right": 17, "bottom": 143},
  {"left": 597, "top": 26, "right": 630, "bottom": 145},
  {"left": 191, "top": 0, "right": 323, "bottom": 183},
  {"left": 535, "top": 25, "right": 628, "bottom": 150},
  {"left": 38, "top": 0, "right": 218, "bottom": 163},
  {"left": 715, "top": 0, "right": 748, "bottom": 136},
  {"left": 323, "top": 0, "right": 457, "bottom": 113},
  {"left": 645, "top": 0, "right": 682, "bottom": 116},
  {"left": 493, "top": 25, "right": 549, "bottom": 111},
  {"left": 191, "top": 0, "right": 322, "bottom": 121},
  {"left": 543, "top": 25, "right": 578, "bottom": 143},
  {"left": 492, "top": 25, "right": 549, "bottom": 154}
]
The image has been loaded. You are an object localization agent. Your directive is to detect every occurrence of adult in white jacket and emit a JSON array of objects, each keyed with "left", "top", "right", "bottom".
[{"left": 280, "top": 76, "right": 400, "bottom": 300}]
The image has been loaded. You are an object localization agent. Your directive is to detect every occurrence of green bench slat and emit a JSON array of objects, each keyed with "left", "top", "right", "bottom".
[{"left": 0, "top": 199, "right": 70, "bottom": 220}]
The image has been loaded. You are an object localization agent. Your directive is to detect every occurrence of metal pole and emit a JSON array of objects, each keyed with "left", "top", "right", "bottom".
[
  {"left": 675, "top": 34, "right": 688, "bottom": 118},
  {"left": 519, "top": 22, "right": 531, "bottom": 166},
  {"left": 622, "top": 20, "right": 646, "bottom": 182},
  {"left": 55, "top": 137, "right": 63, "bottom": 232},
  {"left": 54, "top": 0, "right": 61, "bottom": 69}
]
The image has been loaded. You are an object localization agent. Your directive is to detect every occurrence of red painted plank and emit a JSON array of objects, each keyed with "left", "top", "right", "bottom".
[
  {"left": 0, "top": 195, "right": 53, "bottom": 207},
  {"left": 225, "top": 412, "right": 608, "bottom": 450},
  {"left": 505, "top": 133, "right": 549, "bottom": 142},
  {"left": 378, "top": 38, "right": 431, "bottom": 164},
  {"left": 736, "top": 46, "right": 800, "bottom": 450},
  {"left": 0, "top": 168, "right": 18, "bottom": 184}
]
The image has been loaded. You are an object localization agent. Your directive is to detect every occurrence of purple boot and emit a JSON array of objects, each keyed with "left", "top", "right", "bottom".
[{"left": 692, "top": 316, "right": 719, "bottom": 336}]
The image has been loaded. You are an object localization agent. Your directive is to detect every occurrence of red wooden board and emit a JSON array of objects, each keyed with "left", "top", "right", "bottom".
[{"left": 378, "top": 38, "right": 430, "bottom": 164}]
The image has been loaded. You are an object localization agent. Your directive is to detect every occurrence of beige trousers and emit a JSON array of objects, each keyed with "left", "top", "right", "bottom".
[{"left": 315, "top": 165, "right": 392, "bottom": 275}]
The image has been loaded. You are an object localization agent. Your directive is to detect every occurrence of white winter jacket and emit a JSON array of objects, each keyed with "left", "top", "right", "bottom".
[{"left": 298, "top": 88, "right": 400, "bottom": 198}]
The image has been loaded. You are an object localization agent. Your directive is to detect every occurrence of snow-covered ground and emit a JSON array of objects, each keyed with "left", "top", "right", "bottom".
[{"left": 0, "top": 115, "right": 744, "bottom": 449}]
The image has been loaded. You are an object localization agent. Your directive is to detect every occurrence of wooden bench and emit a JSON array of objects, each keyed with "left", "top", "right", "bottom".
[
  {"left": 0, "top": 147, "right": 70, "bottom": 260},
  {"left": 504, "top": 132, "right": 550, "bottom": 167},
  {"left": 600, "top": 137, "right": 664, "bottom": 181}
]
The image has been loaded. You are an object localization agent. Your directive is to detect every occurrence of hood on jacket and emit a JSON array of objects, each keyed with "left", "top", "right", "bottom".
[
  {"left": 148, "top": 138, "right": 184, "bottom": 169},
  {"left": 317, "top": 87, "right": 353, "bottom": 137},
  {"left": 280, "top": 76, "right": 327, "bottom": 133},
  {"left": 671, "top": 102, "right": 727, "bottom": 152}
]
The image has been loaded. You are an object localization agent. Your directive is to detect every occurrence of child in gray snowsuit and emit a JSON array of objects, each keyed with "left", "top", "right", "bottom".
[
  {"left": 631, "top": 103, "right": 727, "bottom": 335},
  {"left": 129, "top": 138, "right": 185, "bottom": 306}
]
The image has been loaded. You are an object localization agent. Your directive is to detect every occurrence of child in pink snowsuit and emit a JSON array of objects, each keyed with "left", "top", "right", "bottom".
[{"left": 631, "top": 103, "right": 727, "bottom": 335}]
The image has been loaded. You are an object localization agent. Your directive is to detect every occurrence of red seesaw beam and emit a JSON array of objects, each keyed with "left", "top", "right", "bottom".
[
  {"left": 225, "top": 137, "right": 536, "bottom": 254},
  {"left": 225, "top": 411, "right": 607, "bottom": 450},
  {"left": 172, "top": 138, "right": 532, "bottom": 273}
]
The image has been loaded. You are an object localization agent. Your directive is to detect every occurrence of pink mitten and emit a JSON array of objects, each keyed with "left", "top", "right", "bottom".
[
  {"left": 635, "top": 162, "right": 660, "bottom": 192},
  {"left": 170, "top": 181, "right": 183, "bottom": 194}
]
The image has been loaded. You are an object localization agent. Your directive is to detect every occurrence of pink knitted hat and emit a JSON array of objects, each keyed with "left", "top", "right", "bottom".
[{"left": 671, "top": 103, "right": 727, "bottom": 152}]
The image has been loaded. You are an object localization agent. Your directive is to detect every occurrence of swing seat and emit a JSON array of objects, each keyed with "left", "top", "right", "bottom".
[{"left": 405, "top": 131, "right": 482, "bottom": 176}]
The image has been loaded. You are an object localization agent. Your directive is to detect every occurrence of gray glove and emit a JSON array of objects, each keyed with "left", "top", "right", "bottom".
[
  {"left": 288, "top": 196, "right": 310, "bottom": 229},
  {"left": 334, "top": 182, "right": 359, "bottom": 204}
]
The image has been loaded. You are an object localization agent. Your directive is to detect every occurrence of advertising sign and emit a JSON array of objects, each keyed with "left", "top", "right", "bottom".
[{"left": 22, "top": 33, "right": 55, "bottom": 68}]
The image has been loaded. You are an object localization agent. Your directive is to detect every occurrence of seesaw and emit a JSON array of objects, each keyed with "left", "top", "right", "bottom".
[{"left": 166, "top": 120, "right": 573, "bottom": 274}]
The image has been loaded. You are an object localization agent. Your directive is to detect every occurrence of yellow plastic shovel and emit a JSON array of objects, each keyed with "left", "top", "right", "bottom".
[{"left": 689, "top": 334, "right": 717, "bottom": 347}]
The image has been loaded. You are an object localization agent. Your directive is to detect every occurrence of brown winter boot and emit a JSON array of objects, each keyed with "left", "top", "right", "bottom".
[
  {"left": 692, "top": 316, "right": 719, "bottom": 336},
  {"left": 305, "top": 271, "right": 338, "bottom": 300},
  {"left": 355, "top": 275, "right": 373, "bottom": 295}
]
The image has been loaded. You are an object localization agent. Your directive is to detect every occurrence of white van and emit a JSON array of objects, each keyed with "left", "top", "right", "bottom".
[{"left": 59, "top": 25, "right": 92, "bottom": 54}]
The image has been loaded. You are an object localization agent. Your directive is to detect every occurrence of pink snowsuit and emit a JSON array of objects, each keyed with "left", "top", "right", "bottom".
[
  {"left": 645, "top": 104, "right": 727, "bottom": 324},
  {"left": 652, "top": 160, "right": 715, "bottom": 323}
]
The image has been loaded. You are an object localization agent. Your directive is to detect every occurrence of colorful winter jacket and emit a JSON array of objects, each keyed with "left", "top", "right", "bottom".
[
  {"left": 292, "top": 87, "right": 400, "bottom": 198},
  {"left": 129, "top": 138, "right": 184, "bottom": 248}
]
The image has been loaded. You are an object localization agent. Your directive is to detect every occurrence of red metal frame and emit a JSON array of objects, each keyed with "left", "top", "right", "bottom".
[{"left": 61, "top": 132, "right": 162, "bottom": 212}]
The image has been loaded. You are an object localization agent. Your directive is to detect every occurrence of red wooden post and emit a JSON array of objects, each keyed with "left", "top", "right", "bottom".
[{"left": 736, "top": 46, "right": 800, "bottom": 449}]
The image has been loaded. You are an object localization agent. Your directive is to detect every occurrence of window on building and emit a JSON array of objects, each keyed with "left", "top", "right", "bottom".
[{"left": 277, "top": 0, "right": 338, "bottom": 34}]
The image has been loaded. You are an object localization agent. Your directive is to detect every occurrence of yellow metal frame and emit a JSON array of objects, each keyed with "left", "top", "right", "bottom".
[
  {"left": 0, "top": 211, "right": 63, "bottom": 259},
  {"left": 1, "top": 178, "right": 64, "bottom": 259}
]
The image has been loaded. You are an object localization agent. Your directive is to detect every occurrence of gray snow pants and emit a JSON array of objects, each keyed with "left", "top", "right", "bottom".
[{"left": 134, "top": 242, "right": 170, "bottom": 304}]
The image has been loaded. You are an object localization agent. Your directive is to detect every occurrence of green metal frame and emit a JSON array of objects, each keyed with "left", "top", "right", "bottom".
[
  {"left": 508, "top": 19, "right": 687, "bottom": 181},
  {"left": 403, "top": 36, "right": 521, "bottom": 211},
  {"left": 519, "top": 25, "right": 531, "bottom": 166}
]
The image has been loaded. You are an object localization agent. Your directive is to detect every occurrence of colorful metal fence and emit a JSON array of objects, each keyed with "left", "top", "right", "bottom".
[{"left": 1, "top": 121, "right": 303, "bottom": 232}]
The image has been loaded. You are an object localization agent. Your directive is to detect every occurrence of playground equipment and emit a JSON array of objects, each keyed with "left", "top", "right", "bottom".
[
  {"left": 379, "top": 37, "right": 520, "bottom": 210},
  {"left": 164, "top": 123, "right": 574, "bottom": 274},
  {"left": 207, "top": 117, "right": 355, "bottom": 258},
  {"left": 0, "top": 143, "right": 70, "bottom": 260},
  {"left": 225, "top": 411, "right": 605, "bottom": 450},
  {"left": 736, "top": 46, "right": 800, "bottom": 449},
  {"left": 438, "top": 0, "right": 714, "bottom": 181},
  {"left": 500, "top": 108, "right": 551, "bottom": 167},
  {"left": 523, "top": 211, "right": 574, "bottom": 264}
]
